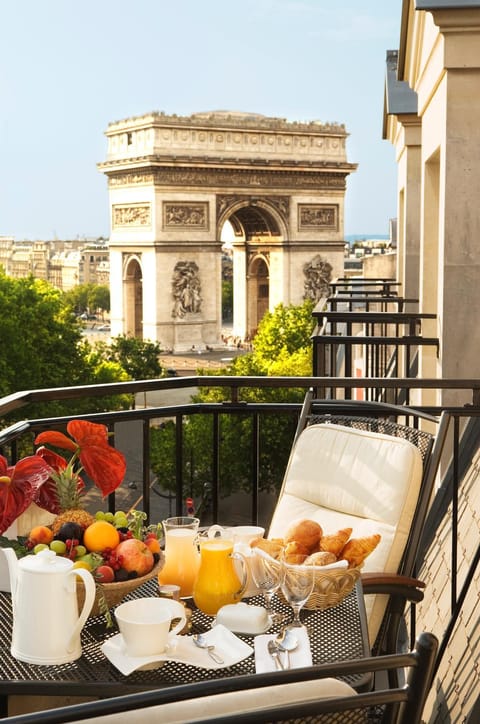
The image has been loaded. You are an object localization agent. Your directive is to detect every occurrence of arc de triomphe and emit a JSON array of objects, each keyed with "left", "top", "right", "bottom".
[{"left": 99, "top": 111, "right": 356, "bottom": 351}]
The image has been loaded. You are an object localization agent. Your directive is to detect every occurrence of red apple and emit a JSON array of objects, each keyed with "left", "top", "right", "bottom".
[{"left": 114, "top": 539, "right": 154, "bottom": 576}]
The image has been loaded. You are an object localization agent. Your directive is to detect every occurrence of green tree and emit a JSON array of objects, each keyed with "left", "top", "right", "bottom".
[
  {"left": 149, "top": 301, "right": 315, "bottom": 508},
  {"left": 98, "top": 335, "right": 164, "bottom": 380},
  {"left": 222, "top": 280, "right": 233, "bottom": 322},
  {"left": 63, "top": 283, "right": 110, "bottom": 316},
  {"left": 0, "top": 272, "right": 130, "bottom": 422},
  {"left": 88, "top": 285, "right": 110, "bottom": 315}
]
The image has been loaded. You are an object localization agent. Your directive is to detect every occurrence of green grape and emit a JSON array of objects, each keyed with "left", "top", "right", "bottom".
[
  {"left": 50, "top": 540, "right": 67, "bottom": 555},
  {"left": 95, "top": 511, "right": 106, "bottom": 520},
  {"left": 33, "top": 543, "right": 49, "bottom": 554},
  {"left": 114, "top": 516, "right": 128, "bottom": 528},
  {"left": 104, "top": 512, "right": 115, "bottom": 523},
  {"left": 74, "top": 545, "right": 87, "bottom": 558}
]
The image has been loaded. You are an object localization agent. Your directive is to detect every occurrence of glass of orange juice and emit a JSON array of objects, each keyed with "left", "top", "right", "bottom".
[{"left": 158, "top": 517, "right": 200, "bottom": 598}]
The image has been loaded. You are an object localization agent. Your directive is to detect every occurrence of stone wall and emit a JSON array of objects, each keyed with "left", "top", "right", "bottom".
[{"left": 415, "top": 447, "right": 480, "bottom": 721}]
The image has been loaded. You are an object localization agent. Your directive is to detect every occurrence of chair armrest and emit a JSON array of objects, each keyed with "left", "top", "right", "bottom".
[
  {"left": 361, "top": 572, "right": 426, "bottom": 664},
  {"left": 361, "top": 572, "right": 425, "bottom": 603}
]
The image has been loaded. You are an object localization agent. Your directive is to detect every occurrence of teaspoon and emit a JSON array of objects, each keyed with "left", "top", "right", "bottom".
[
  {"left": 192, "top": 634, "right": 224, "bottom": 664},
  {"left": 275, "top": 629, "right": 299, "bottom": 669}
]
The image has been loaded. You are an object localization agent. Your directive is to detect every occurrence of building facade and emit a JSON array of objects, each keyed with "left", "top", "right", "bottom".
[{"left": 0, "top": 237, "right": 109, "bottom": 291}]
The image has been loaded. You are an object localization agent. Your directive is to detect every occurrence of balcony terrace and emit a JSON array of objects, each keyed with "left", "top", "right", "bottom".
[{"left": 0, "top": 279, "right": 479, "bottom": 721}]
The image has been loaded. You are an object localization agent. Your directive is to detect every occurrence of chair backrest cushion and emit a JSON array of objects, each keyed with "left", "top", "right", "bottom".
[
  {"left": 68, "top": 678, "right": 358, "bottom": 723},
  {"left": 268, "top": 423, "right": 423, "bottom": 642}
]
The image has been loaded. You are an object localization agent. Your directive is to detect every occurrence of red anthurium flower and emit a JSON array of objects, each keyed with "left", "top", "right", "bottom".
[
  {"left": 35, "top": 420, "right": 126, "bottom": 499},
  {"left": 0, "top": 455, "right": 52, "bottom": 535}
]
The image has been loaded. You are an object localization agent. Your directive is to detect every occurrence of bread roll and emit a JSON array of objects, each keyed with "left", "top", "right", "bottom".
[
  {"left": 304, "top": 551, "right": 337, "bottom": 567},
  {"left": 319, "top": 528, "right": 353, "bottom": 556},
  {"left": 284, "top": 519, "right": 322, "bottom": 552},
  {"left": 340, "top": 534, "right": 381, "bottom": 568}
]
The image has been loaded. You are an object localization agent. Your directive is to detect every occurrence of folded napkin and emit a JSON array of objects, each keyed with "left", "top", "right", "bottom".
[
  {"left": 254, "top": 627, "right": 312, "bottom": 673},
  {"left": 101, "top": 624, "right": 253, "bottom": 676}
]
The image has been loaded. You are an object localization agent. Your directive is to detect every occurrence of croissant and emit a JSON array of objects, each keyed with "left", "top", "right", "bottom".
[
  {"left": 340, "top": 534, "right": 381, "bottom": 568},
  {"left": 319, "top": 527, "right": 353, "bottom": 556},
  {"left": 250, "top": 537, "right": 284, "bottom": 560}
]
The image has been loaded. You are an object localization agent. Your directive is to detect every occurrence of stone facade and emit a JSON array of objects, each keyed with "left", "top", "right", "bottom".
[
  {"left": 384, "top": 2, "right": 480, "bottom": 721},
  {"left": 0, "top": 236, "right": 109, "bottom": 291},
  {"left": 99, "top": 111, "right": 356, "bottom": 351}
]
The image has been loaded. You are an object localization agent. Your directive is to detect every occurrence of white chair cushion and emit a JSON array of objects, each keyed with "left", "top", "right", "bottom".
[
  {"left": 69, "top": 678, "right": 358, "bottom": 723},
  {"left": 268, "top": 423, "right": 423, "bottom": 643}
]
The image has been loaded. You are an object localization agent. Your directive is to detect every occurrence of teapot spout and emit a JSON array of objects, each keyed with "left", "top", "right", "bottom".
[{"left": 0, "top": 547, "right": 19, "bottom": 598}]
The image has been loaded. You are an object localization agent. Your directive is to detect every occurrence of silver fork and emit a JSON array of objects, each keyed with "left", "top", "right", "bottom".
[{"left": 267, "top": 640, "right": 284, "bottom": 670}]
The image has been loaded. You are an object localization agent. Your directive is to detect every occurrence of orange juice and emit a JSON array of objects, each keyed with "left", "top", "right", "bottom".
[
  {"left": 158, "top": 519, "right": 200, "bottom": 598},
  {"left": 192, "top": 539, "right": 245, "bottom": 616}
]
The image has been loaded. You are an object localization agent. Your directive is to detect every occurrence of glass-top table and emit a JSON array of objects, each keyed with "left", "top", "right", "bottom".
[{"left": 0, "top": 579, "right": 372, "bottom": 716}]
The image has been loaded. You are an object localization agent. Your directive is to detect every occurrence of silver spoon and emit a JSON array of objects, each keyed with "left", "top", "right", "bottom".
[
  {"left": 275, "top": 629, "right": 299, "bottom": 669},
  {"left": 192, "top": 634, "right": 224, "bottom": 664},
  {"left": 267, "top": 640, "right": 284, "bottom": 670}
]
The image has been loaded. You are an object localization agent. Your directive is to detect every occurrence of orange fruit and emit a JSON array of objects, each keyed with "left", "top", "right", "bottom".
[
  {"left": 29, "top": 525, "right": 54, "bottom": 545},
  {"left": 83, "top": 521, "right": 120, "bottom": 552}
]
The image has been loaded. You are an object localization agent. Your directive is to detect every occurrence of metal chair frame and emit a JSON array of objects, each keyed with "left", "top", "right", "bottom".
[{"left": 4, "top": 633, "right": 438, "bottom": 724}]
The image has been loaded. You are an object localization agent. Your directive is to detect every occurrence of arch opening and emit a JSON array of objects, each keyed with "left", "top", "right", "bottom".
[{"left": 124, "top": 257, "right": 143, "bottom": 338}]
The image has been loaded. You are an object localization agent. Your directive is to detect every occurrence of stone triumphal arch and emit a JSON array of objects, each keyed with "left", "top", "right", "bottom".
[{"left": 99, "top": 111, "right": 356, "bottom": 351}]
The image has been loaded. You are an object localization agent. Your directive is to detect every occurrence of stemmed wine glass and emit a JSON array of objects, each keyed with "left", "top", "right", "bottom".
[
  {"left": 249, "top": 549, "right": 285, "bottom": 624},
  {"left": 280, "top": 560, "right": 316, "bottom": 630}
]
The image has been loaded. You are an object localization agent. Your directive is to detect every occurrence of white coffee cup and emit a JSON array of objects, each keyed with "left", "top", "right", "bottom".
[
  {"left": 228, "top": 525, "right": 265, "bottom": 544},
  {"left": 115, "top": 597, "right": 186, "bottom": 658}
]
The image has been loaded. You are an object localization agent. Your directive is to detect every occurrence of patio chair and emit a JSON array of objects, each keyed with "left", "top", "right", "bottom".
[
  {"left": 4, "top": 631, "right": 438, "bottom": 724},
  {"left": 268, "top": 389, "right": 450, "bottom": 657}
]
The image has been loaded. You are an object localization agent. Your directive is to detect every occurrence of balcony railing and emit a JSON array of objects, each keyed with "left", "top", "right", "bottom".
[{"left": 1, "top": 337, "right": 479, "bottom": 714}]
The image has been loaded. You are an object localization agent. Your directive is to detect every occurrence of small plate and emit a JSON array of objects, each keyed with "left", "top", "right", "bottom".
[{"left": 101, "top": 625, "right": 253, "bottom": 676}]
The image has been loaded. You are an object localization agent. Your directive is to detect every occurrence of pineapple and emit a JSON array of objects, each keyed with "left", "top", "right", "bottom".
[
  {"left": 50, "top": 465, "right": 95, "bottom": 535},
  {"left": 51, "top": 508, "right": 95, "bottom": 536}
]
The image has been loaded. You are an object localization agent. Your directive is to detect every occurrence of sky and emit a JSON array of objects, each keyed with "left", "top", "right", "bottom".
[{"left": 1, "top": 0, "right": 402, "bottom": 240}]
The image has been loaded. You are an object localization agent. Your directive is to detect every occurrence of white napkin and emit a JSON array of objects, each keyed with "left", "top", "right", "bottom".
[
  {"left": 254, "top": 628, "right": 312, "bottom": 673},
  {"left": 101, "top": 624, "right": 253, "bottom": 676}
]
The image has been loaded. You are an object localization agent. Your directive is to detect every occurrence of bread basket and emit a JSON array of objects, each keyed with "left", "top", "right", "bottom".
[
  {"left": 76, "top": 556, "right": 164, "bottom": 617},
  {"left": 278, "top": 563, "right": 362, "bottom": 611}
]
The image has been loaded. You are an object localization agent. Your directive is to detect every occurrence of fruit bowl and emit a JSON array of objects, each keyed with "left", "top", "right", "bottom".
[{"left": 76, "top": 554, "right": 165, "bottom": 617}]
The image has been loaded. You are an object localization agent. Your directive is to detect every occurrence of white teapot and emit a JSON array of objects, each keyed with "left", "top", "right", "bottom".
[{"left": 2, "top": 547, "right": 96, "bottom": 665}]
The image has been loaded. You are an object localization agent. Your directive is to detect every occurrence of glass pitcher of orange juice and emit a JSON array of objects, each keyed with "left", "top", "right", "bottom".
[
  {"left": 193, "top": 528, "right": 247, "bottom": 616},
  {"left": 158, "top": 517, "right": 200, "bottom": 598}
]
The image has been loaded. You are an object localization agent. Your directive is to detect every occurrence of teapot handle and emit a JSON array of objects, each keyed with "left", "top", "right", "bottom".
[
  {"left": 66, "top": 568, "right": 96, "bottom": 653},
  {"left": 206, "top": 524, "right": 226, "bottom": 539},
  {"left": 231, "top": 551, "right": 248, "bottom": 600}
]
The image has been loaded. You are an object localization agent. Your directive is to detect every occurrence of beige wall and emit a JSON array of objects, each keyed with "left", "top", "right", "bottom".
[{"left": 386, "top": 2, "right": 480, "bottom": 407}]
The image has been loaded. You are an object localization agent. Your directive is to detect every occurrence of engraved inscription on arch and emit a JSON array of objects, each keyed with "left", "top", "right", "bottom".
[
  {"left": 112, "top": 204, "right": 151, "bottom": 227},
  {"left": 163, "top": 202, "right": 209, "bottom": 230},
  {"left": 298, "top": 204, "right": 338, "bottom": 231}
]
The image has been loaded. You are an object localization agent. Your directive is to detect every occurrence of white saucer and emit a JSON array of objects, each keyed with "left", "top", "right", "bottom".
[{"left": 101, "top": 625, "right": 253, "bottom": 676}]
